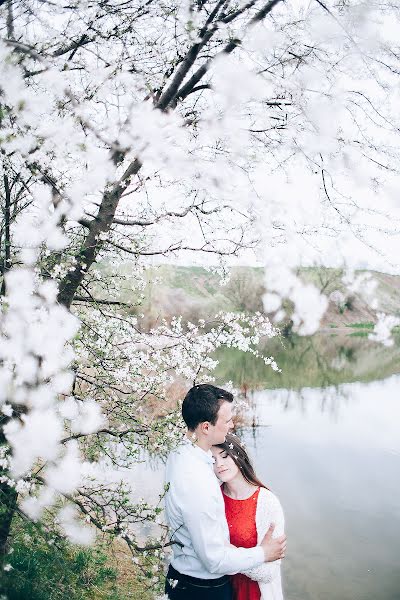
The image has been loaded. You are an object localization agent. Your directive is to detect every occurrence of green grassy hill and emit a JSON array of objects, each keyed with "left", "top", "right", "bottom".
[{"left": 128, "top": 265, "right": 400, "bottom": 330}]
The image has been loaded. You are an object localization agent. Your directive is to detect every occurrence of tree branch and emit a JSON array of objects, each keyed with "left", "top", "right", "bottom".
[
  {"left": 176, "top": 0, "right": 284, "bottom": 102},
  {"left": 156, "top": 0, "right": 231, "bottom": 110},
  {"left": 52, "top": 34, "right": 92, "bottom": 57},
  {"left": 57, "top": 158, "right": 142, "bottom": 309},
  {"left": 61, "top": 427, "right": 148, "bottom": 444},
  {"left": 2, "top": 38, "right": 44, "bottom": 61},
  {"left": 72, "top": 296, "right": 131, "bottom": 307},
  {"left": 112, "top": 202, "right": 229, "bottom": 226}
]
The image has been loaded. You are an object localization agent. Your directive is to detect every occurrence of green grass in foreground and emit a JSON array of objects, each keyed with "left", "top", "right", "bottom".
[{"left": 1, "top": 520, "right": 154, "bottom": 600}]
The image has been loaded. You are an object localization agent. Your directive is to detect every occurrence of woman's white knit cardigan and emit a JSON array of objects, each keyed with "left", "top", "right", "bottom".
[{"left": 242, "top": 487, "right": 284, "bottom": 600}]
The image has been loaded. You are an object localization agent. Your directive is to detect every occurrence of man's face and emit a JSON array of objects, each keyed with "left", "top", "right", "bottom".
[{"left": 208, "top": 400, "right": 234, "bottom": 445}]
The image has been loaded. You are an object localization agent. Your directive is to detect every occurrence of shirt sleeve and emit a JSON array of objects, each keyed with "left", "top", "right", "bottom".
[{"left": 179, "top": 476, "right": 264, "bottom": 575}]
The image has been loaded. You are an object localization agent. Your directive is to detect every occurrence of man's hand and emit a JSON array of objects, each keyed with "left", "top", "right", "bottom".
[{"left": 260, "top": 523, "right": 287, "bottom": 562}]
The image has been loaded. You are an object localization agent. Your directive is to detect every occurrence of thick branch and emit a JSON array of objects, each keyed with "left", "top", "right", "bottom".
[
  {"left": 176, "top": 0, "right": 284, "bottom": 102},
  {"left": 222, "top": 0, "right": 259, "bottom": 24},
  {"left": 156, "top": 31, "right": 217, "bottom": 110},
  {"left": 6, "top": 0, "right": 14, "bottom": 39},
  {"left": 175, "top": 37, "right": 240, "bottom": 103},
  {"left": 57, "top": 158, "right": 142, "bottom": 309},
  {"left": 156, "top": 0, "right": 233, "bottom": 110},
  {"left": 52, "top": 34, "right": 92, "bottom": 57},
  {"left": 249, "top": 0, "right": 283, "bottom": 24}
]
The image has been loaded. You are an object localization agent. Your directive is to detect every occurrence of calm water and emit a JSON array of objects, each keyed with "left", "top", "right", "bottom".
[
  {"left": 131, "top": 336, "right": 400, "bottom": 599},
  {"left": 240, "top": 377, "right": 400, "bottom": 600}
]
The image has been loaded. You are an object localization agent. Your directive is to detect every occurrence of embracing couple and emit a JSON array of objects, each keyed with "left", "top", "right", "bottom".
[{"left": 164, "top": 384, "right": 286, "bottom": 600}]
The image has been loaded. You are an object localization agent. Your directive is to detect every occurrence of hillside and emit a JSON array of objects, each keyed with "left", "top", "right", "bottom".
[{"left": 126, "top": 265, "right": 400, "bottom": 330}]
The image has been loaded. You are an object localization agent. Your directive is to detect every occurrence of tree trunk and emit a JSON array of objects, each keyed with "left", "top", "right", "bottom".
[
  {"left": 0, "top": 172, "right": 16, "bottom": 562},
  {"left": 0, "top": 485, "right": 17, "bottom": 560},
  {"left": 0, "top": 173, "right": 11, "bottom": 296},
  {"left": 0, "top": 428, "right": 17, "bottom": 562}
]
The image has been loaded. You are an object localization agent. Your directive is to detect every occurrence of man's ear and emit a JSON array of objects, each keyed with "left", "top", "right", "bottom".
[{"left": 200, "top": 421, "right": 210, "bottom": 435}]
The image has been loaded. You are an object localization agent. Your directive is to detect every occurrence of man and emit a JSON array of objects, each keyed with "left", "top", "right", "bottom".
[{"left": 164, "top": 384, "right": 287, "bottom": 599}]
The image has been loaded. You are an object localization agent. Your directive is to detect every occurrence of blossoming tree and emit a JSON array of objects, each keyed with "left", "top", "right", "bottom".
[{"left": 1, "top": 0, "right": 399, "bottom": 591}]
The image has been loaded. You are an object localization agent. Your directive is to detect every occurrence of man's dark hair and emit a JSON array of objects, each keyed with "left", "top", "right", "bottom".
[{"left": 182, "top": 384, "right": 233, "bottom": 430}]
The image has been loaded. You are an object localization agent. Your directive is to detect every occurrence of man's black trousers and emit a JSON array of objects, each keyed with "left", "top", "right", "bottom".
[{"left": 165, "top": 564, "right": 233, "bottom": 600}]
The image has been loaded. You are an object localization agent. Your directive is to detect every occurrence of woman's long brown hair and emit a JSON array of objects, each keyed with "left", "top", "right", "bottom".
[{"left": 215, "top": 432, "right": 269, "bottom": 490}]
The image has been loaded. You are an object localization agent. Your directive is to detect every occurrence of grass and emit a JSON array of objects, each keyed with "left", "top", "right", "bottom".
[
  {"left": 1, "top": 520, "right": 156, "bottom": 600},
  {"left": 348, "top": 330, "right": 370, "bottom": 337},
  {"left": 345, "top": 322, "right": 375, "bottom": 329},
  {"left": 168, "top": 265, "right": 220, "bottom": 298}
]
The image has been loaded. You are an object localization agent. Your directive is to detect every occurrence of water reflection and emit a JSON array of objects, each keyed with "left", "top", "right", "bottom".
[
  {"left": 239, "top": 375, "right": 400, "bottom": 600},
  {"left": 243, "top": 377, "right": 400, "bottom": 454},
  {"left": 244, "top": 386, "right": 351, "bottom": 421},
  {"left": 214, "top": 333, "right": 400, "bottom": 390}
]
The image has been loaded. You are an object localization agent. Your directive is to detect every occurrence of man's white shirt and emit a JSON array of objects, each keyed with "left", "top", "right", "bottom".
[{"left": 164, "top": 438, "right": 264, "bottom": 578}]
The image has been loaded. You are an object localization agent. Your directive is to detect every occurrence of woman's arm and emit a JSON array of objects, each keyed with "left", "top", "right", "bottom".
[{"left": 241, "top": 490, "right": 285, "bottom": 583}]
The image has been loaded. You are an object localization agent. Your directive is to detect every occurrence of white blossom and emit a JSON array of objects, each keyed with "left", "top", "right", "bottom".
[
  {"left": 369, "top": 314, "right": 400, "bottom": 347},
  {"left": 58, "top": 505, "right": 95, "bottom": 545}
]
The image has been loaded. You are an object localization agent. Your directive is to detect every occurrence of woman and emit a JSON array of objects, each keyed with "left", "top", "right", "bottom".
[{"left": 212, "top": 433, "right": 284, "bottom": 600}]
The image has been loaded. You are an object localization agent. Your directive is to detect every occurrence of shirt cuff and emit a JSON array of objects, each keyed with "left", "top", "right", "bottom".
[
  {"left": 253, "top": 545, "right": 265, "bottom": 565},
  {"left": 238, "top": 545, "right": 264, "bottom": 570}
]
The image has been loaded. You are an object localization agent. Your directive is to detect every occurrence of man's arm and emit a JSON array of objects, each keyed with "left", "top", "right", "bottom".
[{"left": 181, "top": 488, "right": 265, "bottom": 575}]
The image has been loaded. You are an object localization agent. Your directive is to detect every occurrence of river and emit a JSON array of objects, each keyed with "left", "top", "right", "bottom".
[{"left": 239, "top": 377, "right": 400, "bottom": 600}]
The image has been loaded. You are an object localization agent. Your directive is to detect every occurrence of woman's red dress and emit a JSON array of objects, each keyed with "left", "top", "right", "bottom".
[{"left": 222, "top": 487, "right": 261, "bottom": 600}]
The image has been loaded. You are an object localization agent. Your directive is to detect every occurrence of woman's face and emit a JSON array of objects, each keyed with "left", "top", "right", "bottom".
[{"left": 211, "top": 446, "right": 240, "bottom": 483}]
